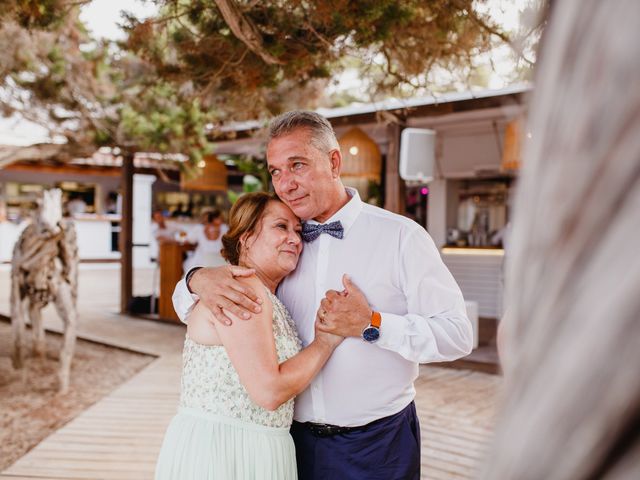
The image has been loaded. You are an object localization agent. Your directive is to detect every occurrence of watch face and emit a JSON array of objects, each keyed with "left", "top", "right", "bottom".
[{"left": 362, "top": 326, "right": 380, "bottom": 343}]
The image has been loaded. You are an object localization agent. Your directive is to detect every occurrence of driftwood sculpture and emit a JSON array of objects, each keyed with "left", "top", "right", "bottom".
[
  {"left": 481, "top": 0, "right": 640, "bottom": 478},
  {"left": 10, "top": 189, "right": 79, "bottom": 394}
]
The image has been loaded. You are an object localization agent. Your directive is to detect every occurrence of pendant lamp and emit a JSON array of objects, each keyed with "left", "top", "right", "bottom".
[
  {"left": 181, "top": 154, "right": 228, "bottom": 192},
  {"left": 501, "top": 119, "right": 522, "bottom": 171},
  {"left": 338, "top": 127, "right": 382, "bottom": 182}
]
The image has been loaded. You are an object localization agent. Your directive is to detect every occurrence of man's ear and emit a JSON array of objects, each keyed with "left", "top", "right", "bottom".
[{"left": 329, "top": 149, "right": 342, "bottom": 179}]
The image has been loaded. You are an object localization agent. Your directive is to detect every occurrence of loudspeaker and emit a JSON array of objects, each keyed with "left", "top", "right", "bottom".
[{"left": 399, "top": 128, "right": 436, "bottom": 182}]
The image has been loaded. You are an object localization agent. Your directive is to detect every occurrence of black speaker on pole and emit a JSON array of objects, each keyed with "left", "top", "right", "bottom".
[{"left": 399, "top": 128, "right": 436, "bottom": 183}]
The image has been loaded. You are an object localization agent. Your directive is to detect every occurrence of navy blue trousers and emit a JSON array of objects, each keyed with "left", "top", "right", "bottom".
[{"left": 290, "top": 401, "right": 421, "bottom": 480}]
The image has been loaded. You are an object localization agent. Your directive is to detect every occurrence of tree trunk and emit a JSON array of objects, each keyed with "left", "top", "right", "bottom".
[{"left": 481, "top": 1, "right": 640, "bottom": 479}]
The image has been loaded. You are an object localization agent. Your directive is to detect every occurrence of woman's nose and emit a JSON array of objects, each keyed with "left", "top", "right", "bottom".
[{"left": 289, "top": 231, "right": 301, "bottom": 245}]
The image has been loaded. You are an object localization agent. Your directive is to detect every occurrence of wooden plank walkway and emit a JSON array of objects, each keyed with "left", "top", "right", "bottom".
[
  {"left": 0, "top": 266, "right": 501, "bottom": 479},
  {"left": 416, "top": 367, "right": 501, "bottom": 479},
  {"left": 1, "top": 354, "right": 181, "bottom": 479}
]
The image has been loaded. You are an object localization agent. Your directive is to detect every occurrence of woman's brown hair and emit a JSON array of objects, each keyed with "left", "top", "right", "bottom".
[{"left": 221, "top": 192, "right": 281, "bottom": 265}]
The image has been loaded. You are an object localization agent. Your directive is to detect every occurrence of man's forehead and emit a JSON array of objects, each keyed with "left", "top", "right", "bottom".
[{"left": 267, "top": 153, "right": 308, "bottom": 166}]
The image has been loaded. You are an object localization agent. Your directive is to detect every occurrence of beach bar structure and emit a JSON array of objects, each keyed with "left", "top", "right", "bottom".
[{"left": 0, "top": 85, "right": 528, "bottom": 322}]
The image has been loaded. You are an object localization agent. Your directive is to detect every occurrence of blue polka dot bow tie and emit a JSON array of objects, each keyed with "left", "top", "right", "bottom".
[{"left": 301, "top": 221, "right": 344, "bottom": 243}]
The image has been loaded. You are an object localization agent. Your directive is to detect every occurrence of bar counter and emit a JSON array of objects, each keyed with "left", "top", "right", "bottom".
[{"left": 440, "top": 246, "right": 505, "bottom": 319}]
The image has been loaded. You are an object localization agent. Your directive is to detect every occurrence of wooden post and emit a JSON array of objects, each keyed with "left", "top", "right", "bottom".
[
  {"left": 158, "top": 241, "right": 194, "bottom": 322},
  {"left": 119, "top": 152, "right": 134, "bottom": 314},
  {"left": 384, "top": 121, "right": 405, "bottom": 214}
]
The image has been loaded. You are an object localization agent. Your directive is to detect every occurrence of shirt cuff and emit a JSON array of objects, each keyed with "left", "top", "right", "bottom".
[
  {"left": 173, "top": 277, "right": 201, "bottom": 324},
  {"left": 376, "top": 312, "right": 407, "bottom": 349}
]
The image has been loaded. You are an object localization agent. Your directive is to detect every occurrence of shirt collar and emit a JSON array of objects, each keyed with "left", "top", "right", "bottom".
[{"left": 306, "top": 187, "right": 363, "bottom": 237}]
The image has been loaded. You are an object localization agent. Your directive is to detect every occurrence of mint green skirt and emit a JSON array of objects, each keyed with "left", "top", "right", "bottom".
[{"left": 155, "top": 407, "right": 297, "bottom": 480}]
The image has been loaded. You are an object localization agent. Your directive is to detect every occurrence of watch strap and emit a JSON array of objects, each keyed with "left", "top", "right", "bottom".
[{"left": 370, "top": 311, "right": 382, "bottom": 328}]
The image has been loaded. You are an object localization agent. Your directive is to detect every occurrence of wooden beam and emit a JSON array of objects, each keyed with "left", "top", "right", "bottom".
[
  {"left": 2, "top": 161, "right": 179, "bottom": 180},
  {"left": 119, "top": 153, "right": 134, "bottom": 314},
  {"left": 4, "top": 162, "right": 121, "bottom": 177},
  {"left": 383, "top": 122, "right": 405, "bottom": 214}
]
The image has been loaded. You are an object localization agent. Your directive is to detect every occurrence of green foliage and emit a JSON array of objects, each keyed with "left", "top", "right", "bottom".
[
  {"left": 232, "top": 155, "right": 270, "bottom": 192},
  {"left": 221, "top": 153, "right": 270, "bottom": 205},
  {"left": 0, "top": 0, "right": 71, "bottom": 29},
  {"left": 119, "top": 82, "right": 214, "bottom": 162},
  {"left": 125, "top": 0, "right": 508, "bottom": 117},
  {"left": 0, "top": 2, "right": 216, "bottom": 167},
  {"left": 0, "top": 0, "right": 538, "bottom": 168}
]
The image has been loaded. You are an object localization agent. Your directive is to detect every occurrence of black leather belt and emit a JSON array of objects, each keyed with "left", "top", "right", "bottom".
[
  {"left": 296, "top": 402, "right": 415, "bottom": 438},
  {"left": 304, "top": 422, "right": 362, "bottom": 437}
]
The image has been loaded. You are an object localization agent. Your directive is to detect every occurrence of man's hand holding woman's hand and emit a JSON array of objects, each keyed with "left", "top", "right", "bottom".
[
  {"left": 316, "top": 274, "right": 372, "bottom": 338},
  {"left": 188, "top": 266, "right": 263, "bottom": 326}
]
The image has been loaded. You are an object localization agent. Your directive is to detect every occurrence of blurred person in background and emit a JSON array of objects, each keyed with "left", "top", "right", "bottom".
[
  {"left": 183, "top": 209, "right": 228, "bottom": 270},
  {"left": 66, "top": 193, "right": 87, "bottom": 216},
  {"left": 150, "top": 209, "right": 177, "bottom": 262}
]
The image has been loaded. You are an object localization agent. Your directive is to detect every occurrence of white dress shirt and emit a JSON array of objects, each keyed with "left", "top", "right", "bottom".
[{"left": 173, "top": 188, "right": 472, "bottom": 427}]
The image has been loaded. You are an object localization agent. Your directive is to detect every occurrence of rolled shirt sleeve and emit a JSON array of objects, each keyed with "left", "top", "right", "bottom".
[{"left": 377, "top": 228, "right": 474, "bottom": 363}]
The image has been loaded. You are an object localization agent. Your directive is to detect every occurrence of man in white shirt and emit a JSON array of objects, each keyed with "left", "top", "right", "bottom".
[
  {"left": 173, "top": 111, "right": 473, "bottom": 480},
  {"left": 66, "top": 195, "right": 87, "bottom": 216}
]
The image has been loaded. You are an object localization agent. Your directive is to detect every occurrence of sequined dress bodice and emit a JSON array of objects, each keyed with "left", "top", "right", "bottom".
[{"left": 179, "top": 290, "right": 302, "bottom": 428}]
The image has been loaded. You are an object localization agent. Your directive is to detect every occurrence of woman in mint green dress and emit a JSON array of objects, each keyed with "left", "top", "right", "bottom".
[{"left": 156, "top": 193, "right": 342, "bottom": 479}]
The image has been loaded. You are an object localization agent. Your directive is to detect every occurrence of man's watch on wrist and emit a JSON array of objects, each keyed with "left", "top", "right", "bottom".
[
  {"left": 185, "top": 267, "right": 203, "bottom": 294},
  {"left": 362, "top": 311, "right": 382, "bottom": 343}
]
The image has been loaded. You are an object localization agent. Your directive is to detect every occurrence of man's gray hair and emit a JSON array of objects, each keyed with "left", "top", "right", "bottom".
[{"left": 267, "top": 110, "right": 339, "bottom": 153}]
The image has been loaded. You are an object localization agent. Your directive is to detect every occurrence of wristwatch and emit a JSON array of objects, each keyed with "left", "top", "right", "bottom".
[{"left": 362, "top": 311, "right": 382, "bottom": 343}]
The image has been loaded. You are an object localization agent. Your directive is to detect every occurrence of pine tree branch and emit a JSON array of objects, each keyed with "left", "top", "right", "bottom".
[{"left": 213, "top": 0, "right": 284, "bottom": 65}]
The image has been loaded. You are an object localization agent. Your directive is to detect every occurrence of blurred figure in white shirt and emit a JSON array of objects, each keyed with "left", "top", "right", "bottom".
[
  {"left": 183, "top": 209, "right": 228, "bottom": 271},
  {"left": 66, "top": 194, "right": 87, "bottom": 216},
  {"left": 150, "top": 209, "right": 176, "bottom": 262}
]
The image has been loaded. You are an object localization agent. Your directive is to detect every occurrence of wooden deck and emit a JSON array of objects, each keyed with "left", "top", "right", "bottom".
[
  {"left": 0, "top": 266, "right": 501, "bottom": 479},
  {"left": 417, "top": 368, "right": 501, "bottom": 479},
  {"left": 1, "top": 355, "right": 180, "bottom": 479}
]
